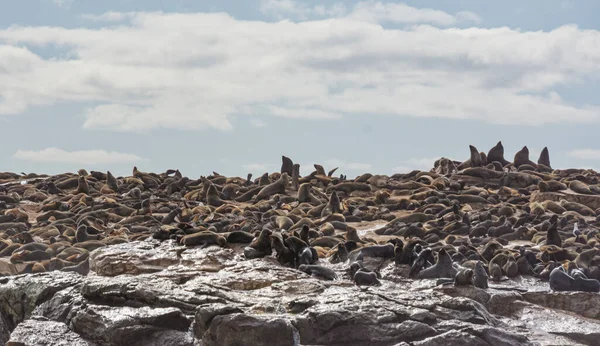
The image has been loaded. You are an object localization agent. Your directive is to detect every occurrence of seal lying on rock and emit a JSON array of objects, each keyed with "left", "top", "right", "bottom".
[
  {"left": 0, "top": 145, "right": 594, "bottom": 302},
  {"left": 549, "top": 266, "right": 600, "bottom": 292},
  {"left": 298, "top": 264, "right": 338, "bottom": 281}
]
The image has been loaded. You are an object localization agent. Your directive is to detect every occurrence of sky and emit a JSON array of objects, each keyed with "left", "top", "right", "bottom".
[{"left": 1, "top": 0, "right": 600, "bottom": 178}]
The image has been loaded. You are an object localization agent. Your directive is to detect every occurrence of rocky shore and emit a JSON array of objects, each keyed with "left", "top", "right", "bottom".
[{"left": 1, "top": 142, "right": 600, "bottom": 345}]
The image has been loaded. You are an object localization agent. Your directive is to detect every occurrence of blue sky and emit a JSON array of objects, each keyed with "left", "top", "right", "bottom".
[{"left": 1, "top": 0, "right": 600, "bottom": 177}]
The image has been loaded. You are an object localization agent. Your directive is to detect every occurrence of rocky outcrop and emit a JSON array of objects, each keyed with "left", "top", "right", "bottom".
[{"left": 2, "top": 240, "right": 599, "bottom": 346}]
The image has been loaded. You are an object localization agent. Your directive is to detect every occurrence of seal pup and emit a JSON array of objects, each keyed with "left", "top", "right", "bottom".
[
  {"left": 545, "top": 222, "right": 562, "bottom": 248},
  {"left": 298, "top": 264, "right": 337, "bottom": 281},
  {"left": 408, "top": 247, "right": 433, "bottom": 278},
  {"left": 245, "top": 229, "right": 273, "bottom": 259},
  {"left": 416, "top": 249, "right": 457, "bottom": 279},
  {"left": 270, "top": 232, "right": 296, "bottom": 267},
  {"left": 473, "top": 260, "right": 488, "bottom": 288},
  {"left": 349, "top": 243, "right": 394, "bottom": 262},
  {"left": 227, "top": 231, "right": 256, "bottom": 244},
  {"left": 353, "top": 269, "right": 381, "bottom": 286},
  {"left": 454, "top": 266, "right": 474, "bottom": 286}
]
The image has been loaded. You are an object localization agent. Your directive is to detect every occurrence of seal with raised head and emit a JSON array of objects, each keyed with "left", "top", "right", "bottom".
[
  {"left": 416, "top": 248, "right": 457, "bottom": 279},
  {"left": 254, "top": 173, "right": 289, "bottom": 201},
  {"left": 537, "top": 147, "right": 551, "bottom": 168},
  {"left": 473, "top": 260, "right": 489, "bottom": 288},
  {"left": 513, "top": 146, "right": 536, "bottom": 168},
  {"left": 487, "top": 141, "right": 510, "bottom": 166},
  {"left": 281, "top": 155, "right": 294, "bottom": 175},
  {"left": 457, "top": 145, "right": 483, "bottom": 170}
]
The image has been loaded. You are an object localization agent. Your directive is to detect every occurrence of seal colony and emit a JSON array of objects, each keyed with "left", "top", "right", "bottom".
[{"left": 0, "top": 143, "right": 599, "bottom": 294}]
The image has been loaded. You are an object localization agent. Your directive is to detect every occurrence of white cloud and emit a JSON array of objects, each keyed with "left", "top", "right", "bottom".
[
  {"left": 347, "top": 1, "right": 463, "bottom": 26},
  {"left": 268, "top": 106, "right": 342, "bottom": 119},
  {"left": 0, "top": 10, "right": 600, "bottom": 132},
  {"left": 260, "top": 0, "right": 347, "bottom": 20},
  {"left": 80, "top": 12, "right": 133, "bottom": 22},
  {"left": 393, "top": 157, "right": 438, "bottom": 173},
  {"left": 260, "top": 1, "right": 480, "bottom": 26},
  {"left": 13, "top": 148, "right": 145, "bottom": 165},
  {"left": 567, "top": 149, "right": 600, "bottom": 160}
]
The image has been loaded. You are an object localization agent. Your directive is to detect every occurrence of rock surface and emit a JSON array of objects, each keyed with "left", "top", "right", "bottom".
[{"left": 1, "top": 240, "right": 599, "bottom": 346}]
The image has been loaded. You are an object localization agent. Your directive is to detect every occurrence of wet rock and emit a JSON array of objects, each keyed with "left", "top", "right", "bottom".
[
  {"left": 70, "top": 304, "right": 193, "bottom": 346},
  {"left": 516, "top": 303, "right": 600, "bottom": 345},
  {"left": 195, "top": 258, "right": 308, "bottom": 290},
  {"left": 7, "top": 317, "right": 91, "bottom": 346},
  {"left": 194, "top": 303, "right": 244, "bottom": 337},
  {"left": 33, "top": 285, "right": 84, "bottom": 324},
  {"left": 0, "top": 272, "right": 82, "bottom": 333},
  {"left": 81, "top": 274, "right": 229, "bottom": 315},
  {"left": 522, "top": 291, "right": 600, "bottom": 319},
  {"left": 434, "top": 320, "right": 530, "bottom": 346},
  {"left": 89, "top": 240, "right": 181, "bottom": 276},
  {"left": 4, "top": 244, "right": 596, "bottom": 345},
  {"left": 0, "top": 313, "right": 10, "bottom": 345},
  {"left": 203, "top": 313, "right": 300, "bottom": 346},
  {"left": 413, "top": 330, "right": 489, "bottom": 346}
]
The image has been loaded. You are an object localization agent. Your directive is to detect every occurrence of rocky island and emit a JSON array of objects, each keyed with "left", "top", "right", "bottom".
[{"left": 1, "top": 142, "right": 599, "bottom": 346}]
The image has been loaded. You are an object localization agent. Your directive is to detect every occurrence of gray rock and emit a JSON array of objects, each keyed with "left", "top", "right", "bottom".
[
  {"left": 7, "top": 317, "right": 93, "bottom": 346},
  {"left": 89, "top": 240, "right": 181, "bottom": 276},
  {"left": 70, "top": 304, "right": 192, "bottom": 346},
  {"left": 0, "top": 272, "right": 82, "bottom": 333},
  {"left": 413, "top": 330, "right": 489, "bottom": 346},
  {"left": 522, "top": 291, "right": 600, "bottom": 319},
  {"left": 203, "top": 313, "right": 300, "bottom": 346},
  {"left": 4, "top": 241, "right": 599, "bottom": 346}
]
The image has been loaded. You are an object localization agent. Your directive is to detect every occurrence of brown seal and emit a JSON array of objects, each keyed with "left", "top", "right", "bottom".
[
  {"left": 255, "top": 173, "right": 289, "bottom": 201},
  {"left": 181, "top": 231, "right": 227, "bottom": 247},
  {"left": 457, "top": 145, "right": 483, "bottom": 170},
  {"left": 569, "top": 180, "right": 595, "bottom": 195},
  {"left": 537, "top": 147, "right": 551, "bottom": 168},
  {"left": 487, "top": 141, "right": 510, "bottom": 166},
  {"left": 513, "top": 146, "right": 537, "bottom": 168}
]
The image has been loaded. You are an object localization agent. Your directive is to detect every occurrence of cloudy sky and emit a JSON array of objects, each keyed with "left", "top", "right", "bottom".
[{"left": 1, "top": 0, "right": 600, "bottom": 178}]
